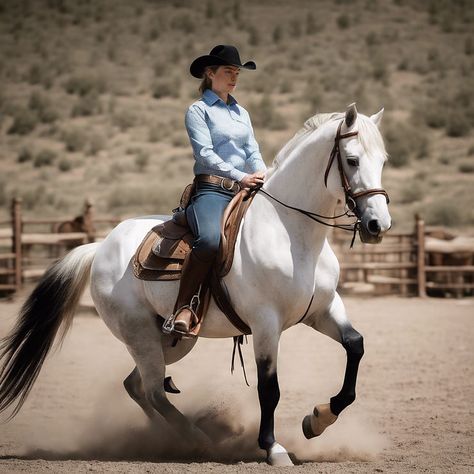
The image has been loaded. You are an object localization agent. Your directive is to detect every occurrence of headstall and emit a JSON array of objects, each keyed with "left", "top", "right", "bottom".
[{"left": 258, "top": 119, "right": 390, "bottom": 247}]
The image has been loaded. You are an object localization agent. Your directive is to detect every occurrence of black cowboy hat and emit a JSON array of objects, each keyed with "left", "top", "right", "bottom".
[{"left": 190, "top": 44, "right": 256, "bottom": 78}]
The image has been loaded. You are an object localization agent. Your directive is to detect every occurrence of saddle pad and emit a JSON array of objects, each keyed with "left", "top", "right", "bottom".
[{"left": 133, "top": 221, "right": 194, "bottom": 281}]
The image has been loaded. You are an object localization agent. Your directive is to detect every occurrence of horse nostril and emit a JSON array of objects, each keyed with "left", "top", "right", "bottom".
[{"left": 368, "top": 219, "right": 381, "bottom": 235}]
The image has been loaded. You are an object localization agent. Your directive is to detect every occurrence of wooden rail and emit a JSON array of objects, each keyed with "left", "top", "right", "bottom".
[
  {"left": 1, "top": 199, "right": 473, "bottom": 297},
  {"left": 0, "top": 198, "right": 121, "bottom": 294}
]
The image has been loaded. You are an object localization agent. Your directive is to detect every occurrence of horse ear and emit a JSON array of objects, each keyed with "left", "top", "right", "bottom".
[
  {"left": 345, "top": 103, "right": 357, "bottom": 128},
  {"left": 370, "top": 108, "right": 384, "bottom": 127}
]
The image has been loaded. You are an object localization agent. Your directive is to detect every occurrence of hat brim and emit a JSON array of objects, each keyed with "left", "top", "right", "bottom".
[{"left": 190, "top": 54, "right": 256, "bottom": 78}]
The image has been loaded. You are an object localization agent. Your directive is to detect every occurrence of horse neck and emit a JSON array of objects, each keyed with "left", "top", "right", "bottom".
[{"left": 262, "top": 127, "right": 339, "bottom": 234}]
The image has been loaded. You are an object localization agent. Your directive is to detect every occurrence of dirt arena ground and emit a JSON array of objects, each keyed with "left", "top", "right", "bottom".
[{"left": 0, "top": 294, "right": 472, "bottom": 473}]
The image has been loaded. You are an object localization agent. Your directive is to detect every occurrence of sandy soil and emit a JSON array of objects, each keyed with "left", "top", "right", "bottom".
[{"left": 0, "top": 294, "right": 473, "bottom": 473}]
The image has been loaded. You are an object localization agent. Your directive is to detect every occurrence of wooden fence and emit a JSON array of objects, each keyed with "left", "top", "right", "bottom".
[
  {"left": 0, "top": 198, "right": 120, "bottom": 294},
  {"left": 332, "top": 215, "right": 474, "bottom": 297},
  {"left": 0, "top": 200, "right": 473, "bottom": 297}
]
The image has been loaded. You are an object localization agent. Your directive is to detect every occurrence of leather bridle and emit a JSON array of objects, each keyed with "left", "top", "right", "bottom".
[
  {"left": 324, "top": 119, "right": 389, "bottom": 218},
  {"left": 258, "top": 119, "right": 390, "bottom": 246}
]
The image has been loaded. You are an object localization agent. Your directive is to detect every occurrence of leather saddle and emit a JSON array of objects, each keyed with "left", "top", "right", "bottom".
[{"left": 132, "top": 188, "right": 257, "bottom": 334}]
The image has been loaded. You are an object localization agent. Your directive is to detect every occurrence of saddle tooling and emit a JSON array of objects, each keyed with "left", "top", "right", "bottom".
[{"left": 133, "top": 180, "right": 256, "bottom": 337}]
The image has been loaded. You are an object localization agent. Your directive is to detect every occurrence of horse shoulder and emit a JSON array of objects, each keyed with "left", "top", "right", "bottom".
[{"left": 314, "top": 239, "right": 340, "bottom": 299}]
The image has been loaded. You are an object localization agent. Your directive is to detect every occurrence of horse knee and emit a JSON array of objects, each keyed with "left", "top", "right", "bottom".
[{"left": 342, "top": 330, "right": 364, "bottom": 359}]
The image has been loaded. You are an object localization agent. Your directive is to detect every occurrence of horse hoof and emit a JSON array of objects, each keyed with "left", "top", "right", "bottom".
[
  {"left": 302, "top": 403, "right": 338, "bottom": 439},
  {"left": 267, "top": 443, "right": 294, "bottom": 467}
]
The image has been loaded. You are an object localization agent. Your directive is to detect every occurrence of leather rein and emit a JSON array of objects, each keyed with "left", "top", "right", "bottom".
[{"left": 258, "top": 119, "right": 390, "bottom": 246}]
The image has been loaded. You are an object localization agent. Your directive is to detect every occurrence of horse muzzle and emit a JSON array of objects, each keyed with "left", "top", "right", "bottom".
[{"left": 359, "top": 213, "right": 391, "bottom": 244}]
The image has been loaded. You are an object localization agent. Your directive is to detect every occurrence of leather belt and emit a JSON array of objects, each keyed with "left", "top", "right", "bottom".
[{"left": 195, "top": 174, "right": 241, "bottom": 193}]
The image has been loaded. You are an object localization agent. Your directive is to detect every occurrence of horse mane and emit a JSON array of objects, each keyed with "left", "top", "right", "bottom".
[{"left": 266, "top": 111, "right": 387, "bottom": 178}]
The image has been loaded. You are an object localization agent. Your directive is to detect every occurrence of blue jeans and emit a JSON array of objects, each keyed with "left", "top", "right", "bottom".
[{"left": 185, "top": 182, "right": 234, "bottom": 263}]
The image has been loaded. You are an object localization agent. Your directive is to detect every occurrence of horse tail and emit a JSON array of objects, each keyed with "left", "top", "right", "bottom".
[{"left": 0, "top": 242, "right": 100, "bottom": 419}]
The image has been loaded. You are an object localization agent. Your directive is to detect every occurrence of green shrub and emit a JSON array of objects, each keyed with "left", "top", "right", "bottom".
[
  {"left": 205, "top": 0, "right": 215, "bottom": 19},
  {"left": 445, "top": 111, "right": 470, "bottom": 137},
  {"left": 399, "top": 181, "right": 424, "bottom": 204},
  {"left": 28, "top": 91, "right": 58, "bottom": 123},
  {"left": 371, "top": 54, "right": 389, "bottom": 84},
  {"left": 61, "top": 128, "right": 86, "bottom": 152},
  {"left": 365, "top": 31, "right": 379, "bottom": 46},
  {"left": 8, "top": 108, "right": 38, "bottom": 135},
  {"left": 465, "top": 36, "right": 474, "bottom": 55},
  {"left": 279, "top": 79, "right": 292, "bottom": 94},
  {"left": 232, "top": 0, "right": 241, "bottom": 21},
  {"left": 171, "top": 131, "right": 189, "bottom": 148},
  {"left": 337, "top": 14, "right": 350, "bottom": 29},
  {"left": 17, "top": 148, "right": 33, "bottom": 163},
  {"left": 171, "top": 13, "right": 195, "bottom": 33},
  {"left": 248, "top": 25, "right": 260, "bottom": 46},
  {"left": 458, "top": 162, "right": 474, "bottom": 173},
  {"left": 112, "top": 110, "right": 138, "bottom": 131},
  {"left": 148, "top": 123, "right": 166, "bottom": 143},
  {"left": 426, "top": 201, "right": 462, "bottom": 226},
  {"left": 290, "top": 19, "right": 302, "bottom": 37},
  {"left": 134, "top": 151, "right": 150, "bottom": 172},
  {"left": 34, "top": 149, "right": 57, "bottom": 167},
  {"left": 64, "top": 74, "right": 107, "bottom": 96},
  {"left": 420, "top": 102, "right": 446, "bottom": 129},
  {"left": 153, "top": 59, "right": 166, "bottom": 77},
  {"left": 273, "top": 25, "right": 283, "bottom": 43},
  {"left": 71, "top": 91, "right": 102, "bottom": 117},
  {"left": 248, "top": 95, "right": 287, "bottom": 131},
  {"left": 26, "top": 63, "right": 53, "bottom": 88},
  {"left": 152, "top": 78, "right": 180, "bottom": 99},
  {"left": 86, "top": 132, "right": 106, "bottom": 156},
  {"left": 58, "top": 158, "right": 72, "bottom": 172},
  {"left": 306, "top": 13, "right": 321, "bottom": 34},
  {"left": 385, "top": 120, "right": 429, "bottom": 167}
]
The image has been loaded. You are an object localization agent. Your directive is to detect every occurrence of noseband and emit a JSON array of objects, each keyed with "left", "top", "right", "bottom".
[
  {"left": 258, "top": 119, "right": 390, "bottom": 247},
  {"left": 324, "top": 120, "right": 389, "bottom": 218}
]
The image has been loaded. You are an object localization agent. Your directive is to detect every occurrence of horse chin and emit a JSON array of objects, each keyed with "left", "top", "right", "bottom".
[{"left": 359, "top": 227, "right": 383, "bottom": 244}]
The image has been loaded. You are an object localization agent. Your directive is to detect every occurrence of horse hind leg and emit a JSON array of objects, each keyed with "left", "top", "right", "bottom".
[
  {"left": 124, "top": 367, "right": 181, "bottom": 420},
  {"left": 124, "top": 332, "right": 211, "bottom": 454}
]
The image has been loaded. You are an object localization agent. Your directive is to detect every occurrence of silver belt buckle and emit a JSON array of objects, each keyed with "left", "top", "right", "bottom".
[{"left": 221, "top": 177, "right": 235, "bottom": 191}]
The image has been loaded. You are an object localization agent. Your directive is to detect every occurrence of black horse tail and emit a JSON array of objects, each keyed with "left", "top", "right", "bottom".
[{"left": 0, "top": 242, "right": 99, "bottom": 419}]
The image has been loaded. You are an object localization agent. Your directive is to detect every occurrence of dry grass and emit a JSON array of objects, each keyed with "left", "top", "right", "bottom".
[{"left": 0, "top": 0, "right": 472, "bottom": 231}]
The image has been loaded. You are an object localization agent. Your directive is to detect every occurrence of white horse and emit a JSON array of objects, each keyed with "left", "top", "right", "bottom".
[{"left": 0, "top": 104, "right": 391, "bottom": 466}]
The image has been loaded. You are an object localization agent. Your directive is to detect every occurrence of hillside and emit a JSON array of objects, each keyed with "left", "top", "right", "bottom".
[{"left": 0, "top": 0, "right": 473, "bottom": 232}]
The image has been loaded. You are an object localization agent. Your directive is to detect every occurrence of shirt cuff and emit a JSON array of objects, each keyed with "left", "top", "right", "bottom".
[{"left": 229, "top": 169, "right": 247, "bottom": 182}]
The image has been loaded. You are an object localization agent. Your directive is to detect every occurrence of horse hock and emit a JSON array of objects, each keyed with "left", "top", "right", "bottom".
[{"left": 302, "top": 403, "right": 338, "bottom": 439}]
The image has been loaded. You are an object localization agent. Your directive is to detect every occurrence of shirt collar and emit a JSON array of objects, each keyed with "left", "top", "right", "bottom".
[{"left": 202, "top": 88, "right": 238, "bottom": 106}]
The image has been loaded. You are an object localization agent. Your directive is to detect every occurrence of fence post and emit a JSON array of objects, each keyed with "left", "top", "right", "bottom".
[
  {"left": 11, "top": 197, "right": 23, "bottom": 291},
  {"left": 82, "top": 198, "right": 96, "bottom": 242},
  {"left": 415, "top": 214, "right": 426, "bottom": 297}
]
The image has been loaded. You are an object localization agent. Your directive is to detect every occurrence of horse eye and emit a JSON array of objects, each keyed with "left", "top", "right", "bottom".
[{"left": 347, "top": 157, "right": 359, "bottom": 167}]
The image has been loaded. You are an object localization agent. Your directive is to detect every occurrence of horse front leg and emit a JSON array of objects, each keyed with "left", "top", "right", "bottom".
[
  {"left": 303, "top": 292, "right": 364, "bottom": 439},
  {"left": 252, "top": 322, "right": 294, "bottom": 467}
]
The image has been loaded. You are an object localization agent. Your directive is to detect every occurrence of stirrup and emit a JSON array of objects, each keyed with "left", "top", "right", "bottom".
[
  {"left": 162, "top": 305, "right": 199, "bottom": 338},
  {"left": 162, "top": 287, "right": 202, "bottom": 338}
]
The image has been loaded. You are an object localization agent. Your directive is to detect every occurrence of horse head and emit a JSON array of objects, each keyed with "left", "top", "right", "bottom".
[{"left": 328, "top": 103, "right": 392, "bottom": 243}]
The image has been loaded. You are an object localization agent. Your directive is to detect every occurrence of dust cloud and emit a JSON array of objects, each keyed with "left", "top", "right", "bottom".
[{"left": 18, "top": 378, "right": 386, "bottom": 464}]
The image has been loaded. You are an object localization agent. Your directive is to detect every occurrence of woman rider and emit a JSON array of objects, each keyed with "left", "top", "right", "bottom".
[{"left": 165, "top": 45, "right": 266, "bottom": 337}]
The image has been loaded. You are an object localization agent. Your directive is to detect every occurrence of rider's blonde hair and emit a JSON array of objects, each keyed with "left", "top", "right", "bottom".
[{"left": 199, "top": 66, "right": 219, "bottom": 95}]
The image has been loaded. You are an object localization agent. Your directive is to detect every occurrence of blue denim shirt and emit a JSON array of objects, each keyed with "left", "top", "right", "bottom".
[{"left": 185, "top": 88, "right": 266, "bottom": 182}]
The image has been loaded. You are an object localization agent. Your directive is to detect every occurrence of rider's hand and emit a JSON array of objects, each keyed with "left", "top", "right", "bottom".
[{"left": 240, "top": 172, "right": 265, "bottom": 190}]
